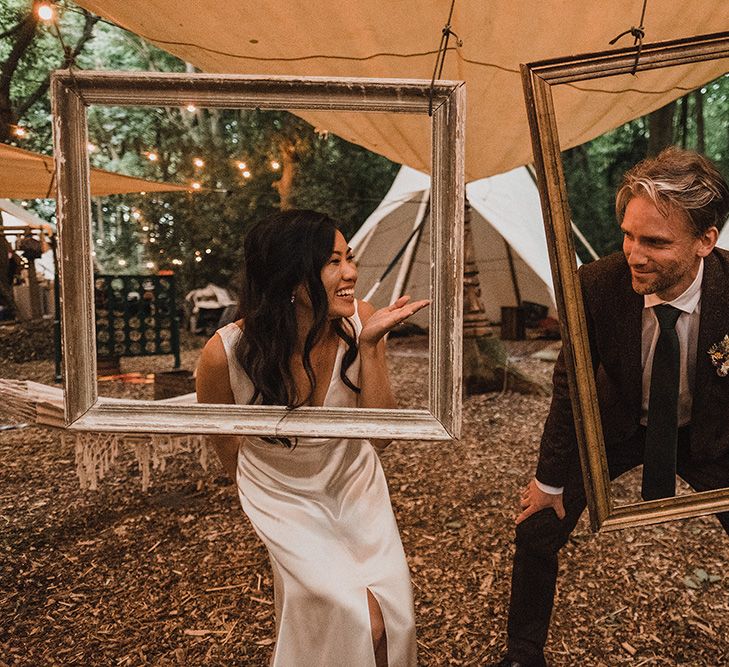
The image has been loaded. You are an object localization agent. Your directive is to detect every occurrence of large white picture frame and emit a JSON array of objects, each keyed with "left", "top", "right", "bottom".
[{"left": 51, "top": 70, "right": 465, "bottom": 440}]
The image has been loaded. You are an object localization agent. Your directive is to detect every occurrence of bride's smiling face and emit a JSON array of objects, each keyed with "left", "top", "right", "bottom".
[
  {"left": 293, "top": 230, "right": 358, "bottom": 319},
  {"left": 320, "top": 230, "right": 358, "bottom": 319}
]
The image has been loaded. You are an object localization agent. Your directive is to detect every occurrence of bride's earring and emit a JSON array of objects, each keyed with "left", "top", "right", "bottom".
[{"left": 290, "top": 293, "right": 296, "bottom": 304}]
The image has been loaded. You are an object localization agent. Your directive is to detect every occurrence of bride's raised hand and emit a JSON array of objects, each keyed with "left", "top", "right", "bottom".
[{"left": 358, "top": 295, "right": 430, "bottom": 349}]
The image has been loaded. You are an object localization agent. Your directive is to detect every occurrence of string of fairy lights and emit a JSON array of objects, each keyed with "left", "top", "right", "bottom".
[
  {"left": 11, "top": 1, "right": 288, "bottom": 271},
  {"left": 17, "top": 3, "right": 284, "bottom": 193}
]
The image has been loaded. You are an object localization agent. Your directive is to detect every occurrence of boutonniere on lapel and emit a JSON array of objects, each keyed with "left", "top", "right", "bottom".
[{"left": 708, "top": 335, "right": 729, "bottom": 377}]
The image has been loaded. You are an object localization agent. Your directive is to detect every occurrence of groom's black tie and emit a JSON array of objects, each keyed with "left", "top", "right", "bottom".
[{"left": 642, "top": 304, "right": 682, "bottom": 501}]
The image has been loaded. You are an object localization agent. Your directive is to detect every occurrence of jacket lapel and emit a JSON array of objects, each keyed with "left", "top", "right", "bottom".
[
  {"left": 616, "top": 260, "right": 644, "bottom": 418},
  {"left": 692, "top": 251, "right": 729, "bottom": 426}
]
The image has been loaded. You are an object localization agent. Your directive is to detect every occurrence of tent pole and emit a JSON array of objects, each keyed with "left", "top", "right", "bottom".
[
  {"left": 503, "top": 238, "right": 522, "bottom": 306},
  {"left": 363, "top": 206, "right": 428, "bottom": 301},
  {"left": 389, "top": 190, "right": 430, "bottom": 303},
  {"left": 526, "top": 162, "right": 599, "bottom": 261},
  {"left": 570, "top": 221, "right": 600, "bottom": 261}
]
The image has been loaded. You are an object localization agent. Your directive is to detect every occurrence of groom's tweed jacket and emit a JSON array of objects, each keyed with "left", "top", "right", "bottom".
[{"left": 536, "top": 247, "right": 729, "bottom": 488}]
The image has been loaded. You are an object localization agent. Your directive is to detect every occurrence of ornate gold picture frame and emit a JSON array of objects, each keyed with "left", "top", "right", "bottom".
[
  {"left": 521, "top": 32, "right": 729, "bottom": 531},
  {"left": 52, "top": 71, "right": 465, "bottom": 441}
]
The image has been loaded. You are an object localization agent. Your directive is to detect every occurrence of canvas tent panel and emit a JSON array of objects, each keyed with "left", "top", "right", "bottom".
[
  {"left": 719, "top": 222, "right": 729, "bottom": 250},
  {"left": 468, "top": 213, "right": 555, "bottom": 322},
  {"left": 353, "top": 164, "right": 559, "bottom": 329},
  {"left": 352, "top": 192, "right": 431, "bottom": 323},
  {"left": 349, "top": 167, "right": 431, "bottom": 250},
  {"left": 466, "top": 167, "right": 559, "bottom": 305},
  {"left": 75, "top": 0, "right": 729, "bottom": 180},
  {"left": 0, "top": 143, "right": 190, "bottom": 198}
]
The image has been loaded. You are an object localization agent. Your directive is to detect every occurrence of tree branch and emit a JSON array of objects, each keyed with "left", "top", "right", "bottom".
[
  {"left": 0, "top": 17, "right": 27, "bottom": 40},
  {"left": 0, "top": 11, "right": 37, "bottom": 140},
  {"left": 15, "top": 11, "right": 100, "bottom": 119}
]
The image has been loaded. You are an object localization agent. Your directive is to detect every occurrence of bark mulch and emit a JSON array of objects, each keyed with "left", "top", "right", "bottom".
[{"left": 1, "top": 332, "right": 728, "bottom": 666}]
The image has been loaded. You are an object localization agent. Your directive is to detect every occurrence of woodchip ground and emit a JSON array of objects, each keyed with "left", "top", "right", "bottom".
[{"left": 1, "top": 328, "right": 728, "bottom": 666}]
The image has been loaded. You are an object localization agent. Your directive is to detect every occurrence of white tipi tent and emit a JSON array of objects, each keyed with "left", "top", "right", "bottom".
[
  {"left": 718, "top": 220, "right": 729, "bottom": 250},
  {"left": 351, "top": 166, "right": 565, "bottom": 328}
]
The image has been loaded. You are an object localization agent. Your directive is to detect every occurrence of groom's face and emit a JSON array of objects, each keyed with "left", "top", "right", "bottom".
[{"left": 621, "top": 195, "right": 716, "bottom": 301}]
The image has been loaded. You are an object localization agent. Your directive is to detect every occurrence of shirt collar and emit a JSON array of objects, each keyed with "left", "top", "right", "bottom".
[{"left": 644, "top": 257, "right": 703, "bottom": 314}]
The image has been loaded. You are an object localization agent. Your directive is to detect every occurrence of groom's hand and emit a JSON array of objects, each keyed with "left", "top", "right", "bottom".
[{"left": 516, "top": 478, "right": 566, "bottom": 525}]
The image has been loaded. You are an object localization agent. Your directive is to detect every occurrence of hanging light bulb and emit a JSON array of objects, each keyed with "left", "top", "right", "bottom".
[
  {"left": 191, "top": 181, "right": 202, "bottom": 190},
  {"left": 12, "top": 126, "right": 28, "bottom": 138},
  {"left": 270, "top": 160, "right": 281, "bottom": 171},
  {"left": 193, "top": 157, "right": 204, "bottom": 168},
  {"left": 36, "top": 2, "right": 55, "bottom": 22},
  {"left": 242, "top": 170, "right": 251, "bottom": 179},
  {"left": 236, "top": 161, "right": 247, "bottom": 170},
  {"left": 146, "top": 151, "right": 158, "bottom": 162},
  {"left": 186, "top": 104, "right": 197, "bottom": 113}
]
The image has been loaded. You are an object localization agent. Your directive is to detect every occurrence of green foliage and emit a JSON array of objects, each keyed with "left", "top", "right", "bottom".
[
  {"left": 563, "top": 119, "right": 647, "bottom": 259},
  {"left": 292, "top": 131, "right": 398, "bottom": 240},
  {"left": 87, "top": 104, "right": 396, "bottom": 296},
  {"left": 1, "top": 1, "right": 397, "bottom": 299}
]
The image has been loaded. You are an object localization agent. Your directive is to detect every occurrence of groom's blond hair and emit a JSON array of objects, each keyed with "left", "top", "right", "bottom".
[{"left": 616, "top": 146, "right": 729, "bottom": 236}]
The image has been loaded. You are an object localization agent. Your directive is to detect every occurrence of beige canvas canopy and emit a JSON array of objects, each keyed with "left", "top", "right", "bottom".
[
  {"left": 0, "top": 143, "right": 191, "bottom": 199},
  {"left": 75, "top": 1, "right": 728, "bottom": 180}
]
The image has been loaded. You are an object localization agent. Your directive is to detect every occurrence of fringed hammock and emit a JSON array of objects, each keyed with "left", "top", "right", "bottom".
[{"left": 0, "top": 378, "right": 208, "bottom": 492}]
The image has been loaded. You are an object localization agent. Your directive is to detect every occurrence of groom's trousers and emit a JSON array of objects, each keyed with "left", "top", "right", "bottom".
[{"left": 505, "top": 426, "right": 729, "bottom": 664}]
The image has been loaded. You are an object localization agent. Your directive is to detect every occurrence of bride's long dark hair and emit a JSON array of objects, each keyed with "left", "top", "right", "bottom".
[{"left": 236, "top": 209, "right": 360, "bottom": 413}]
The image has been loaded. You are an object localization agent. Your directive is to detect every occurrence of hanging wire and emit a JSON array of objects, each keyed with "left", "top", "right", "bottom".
[
  {"left": 428, "top": 0, "right": 463, "bottom": 116},
  {"left": 55, "top": 0, "right": 698, "bottom": 103},
  {"left": 609, "top": 0, "right": 649, "bottom": 75},
  {"left": 59, "top": 0, "right": 694, "bottom": 101}
]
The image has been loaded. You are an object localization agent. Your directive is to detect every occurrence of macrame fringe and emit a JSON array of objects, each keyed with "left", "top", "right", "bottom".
[
  {"left": 1, "top": 378, "right": 209, "bottom": 492},
  {"left": 72, "top": 432, "right": 209, "bottom": 492}
]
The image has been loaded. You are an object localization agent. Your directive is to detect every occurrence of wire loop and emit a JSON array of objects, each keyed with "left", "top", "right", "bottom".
[
  {"left": 429, "top": 0, "right": 460, "bottom": 116},
  {"left": 609, "top": 0, "right": 649, "bottom": 75}
]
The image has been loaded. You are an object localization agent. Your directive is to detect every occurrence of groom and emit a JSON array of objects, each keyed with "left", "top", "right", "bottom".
[{"left": 489, "top": 147, "right": 729, "bottom": 667}]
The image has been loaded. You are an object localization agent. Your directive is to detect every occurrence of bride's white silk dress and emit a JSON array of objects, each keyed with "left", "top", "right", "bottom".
[{"left": 216, "top": 301, "right": 417, "bottom": 666}]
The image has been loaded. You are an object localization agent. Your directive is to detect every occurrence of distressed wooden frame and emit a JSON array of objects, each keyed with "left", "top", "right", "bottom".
[
  {"left": 521, "top": 32, "right": 729, "bottom": 531},
  {"left": 51, "top": 71, "right": 464, "bottom": 441}
]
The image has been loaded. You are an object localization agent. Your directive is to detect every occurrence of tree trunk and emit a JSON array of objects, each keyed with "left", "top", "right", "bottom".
[
  {"left": 274, "top": 141, "right": 297, "bottom": 210},
  {"left": 462, "top": 335, "right": 547, "bottom": 395},
  {"left": 694, "top": 89, "right": 705, "bottom": 154},
  {"left": 462, "top": 200, "right": 489, "bottom": 338},
  {"left": 678, "top": 95, "right": 689, "bottom": 148},
  {"left": 0, "top": 12, "right": 37, "bottom": 142},
  {"left": 647, "top": 101, "right": 676, "bottom": 157}
]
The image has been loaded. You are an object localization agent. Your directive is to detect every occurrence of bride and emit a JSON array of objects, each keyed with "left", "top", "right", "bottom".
[{"left": 196, "top": 209, "right": 428, "bottom": 666}]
